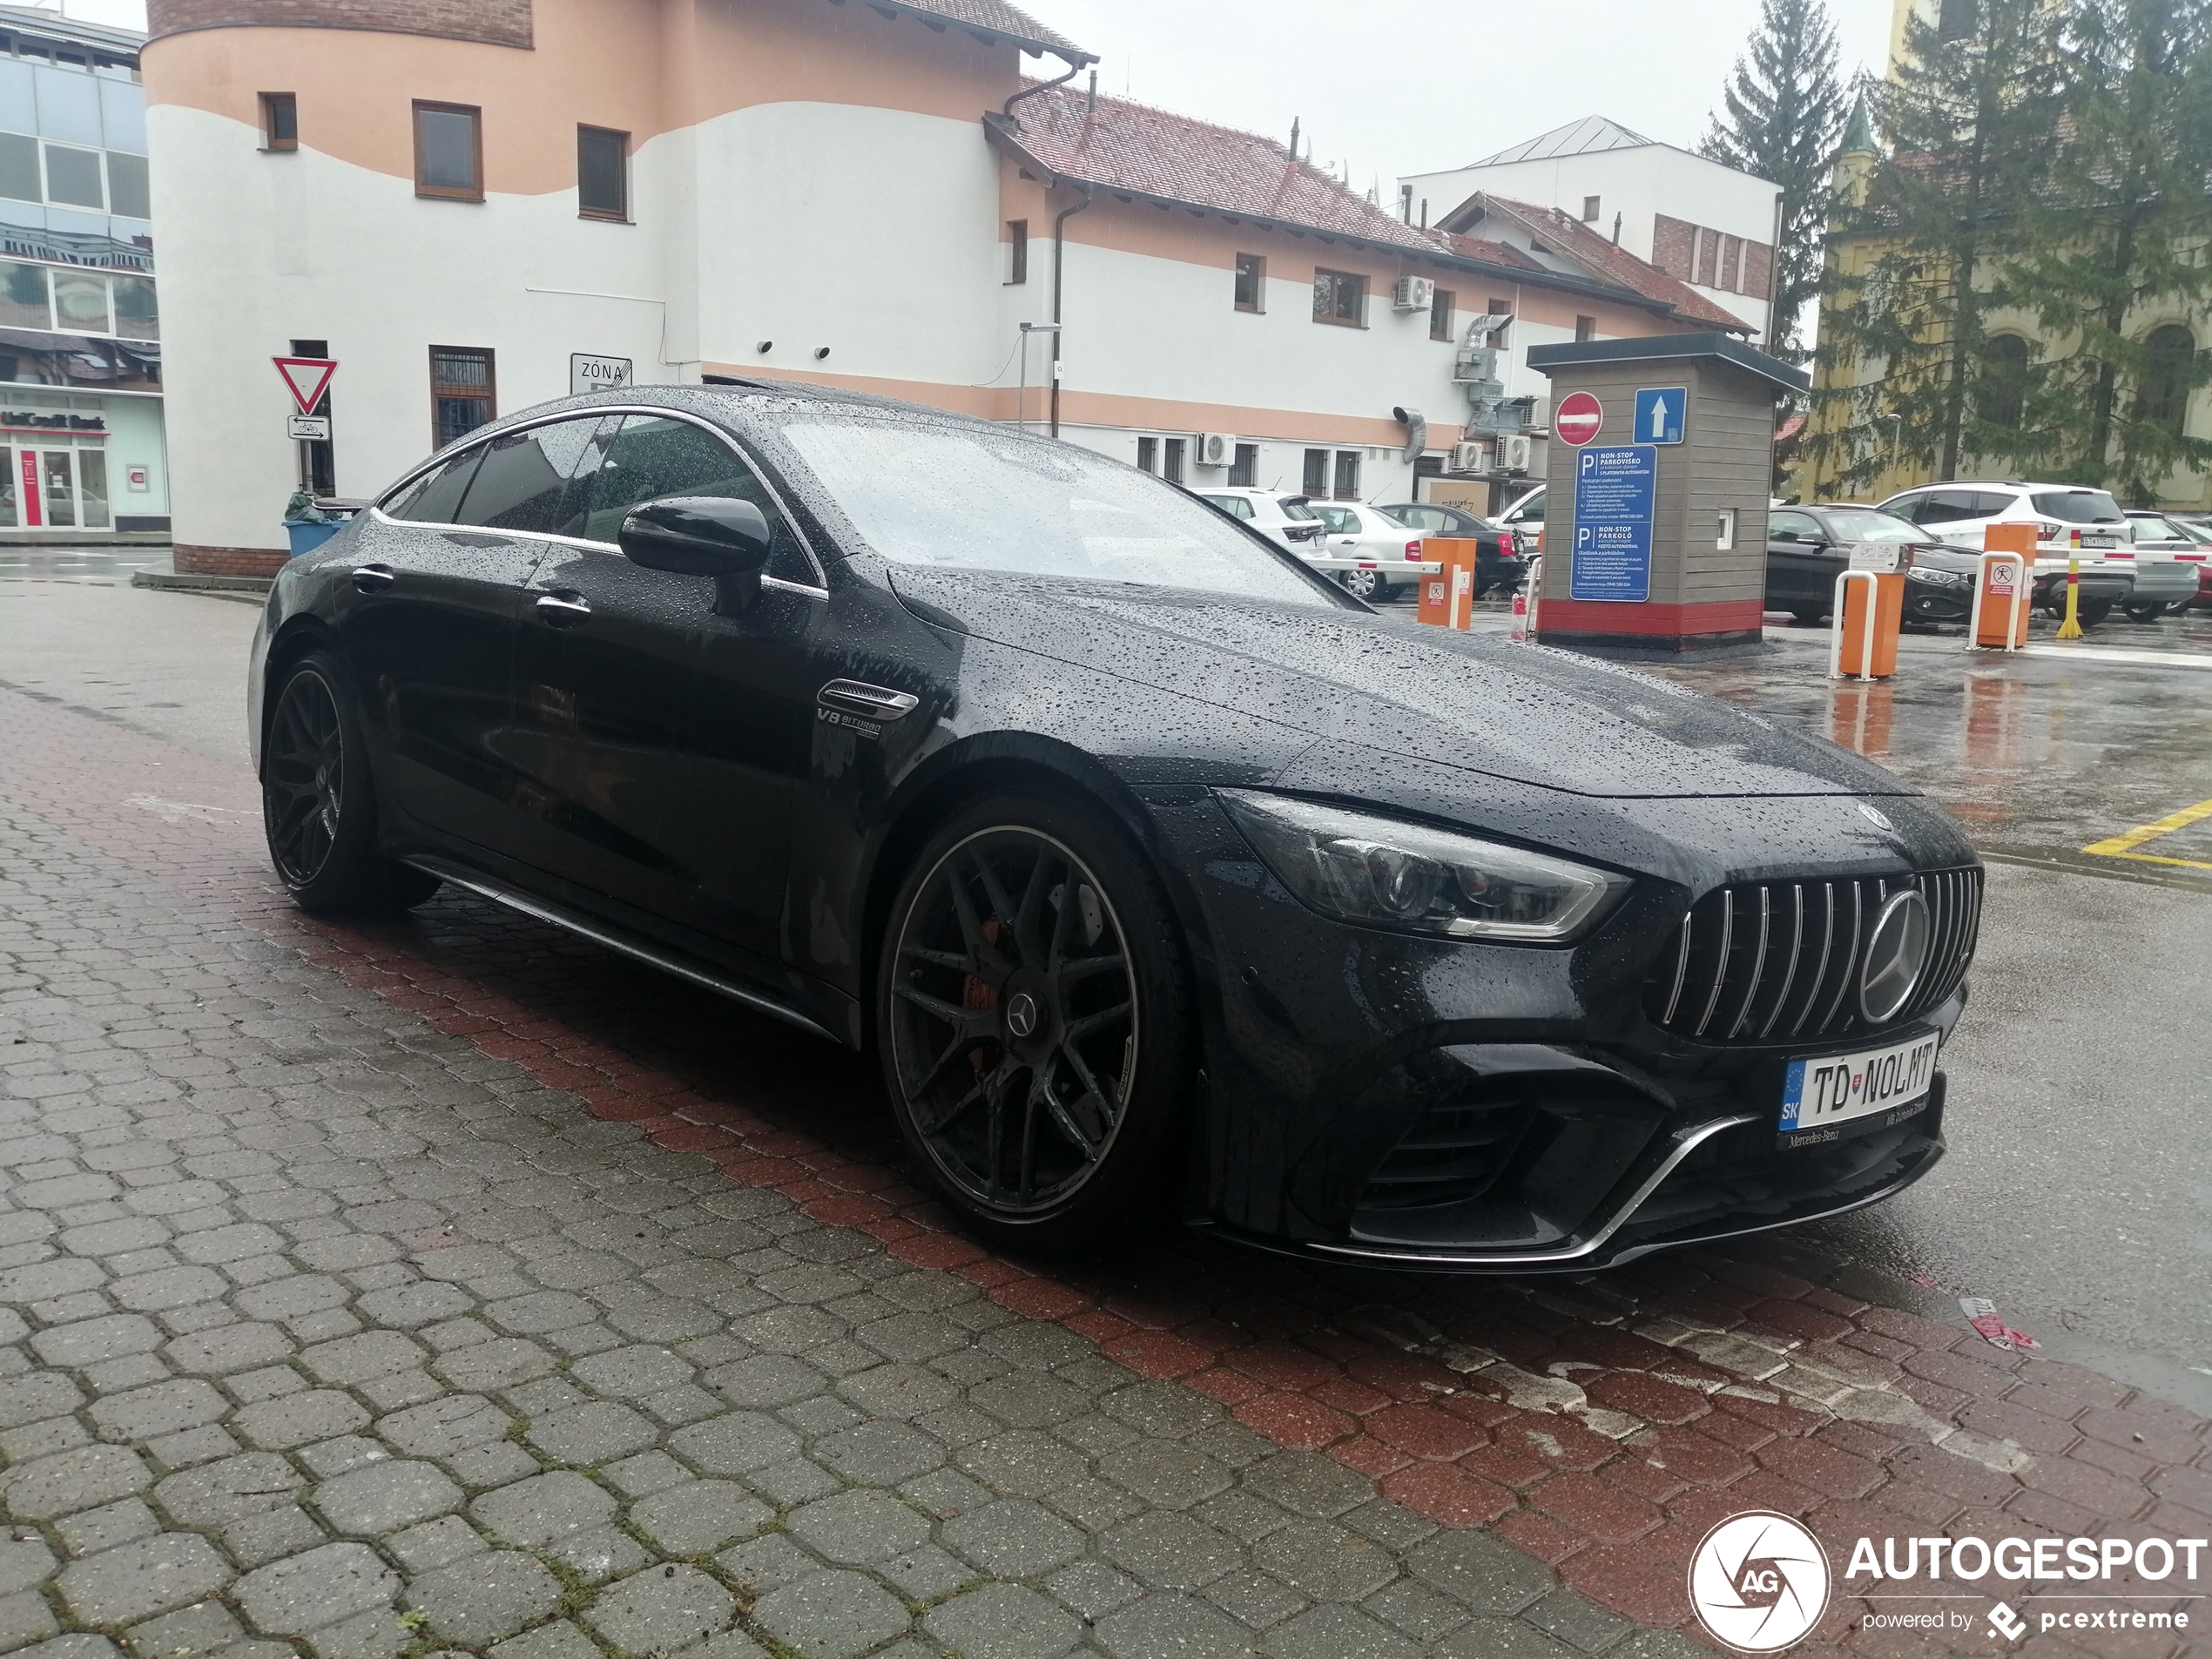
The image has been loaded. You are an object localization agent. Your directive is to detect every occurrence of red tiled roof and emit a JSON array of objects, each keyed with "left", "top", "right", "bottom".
[
  {"left": 1002, "top": 84, "right": 1441, "bottom": 252},
  {"left": 1438, "top": 233, "right": 1541, "bottom": 271},
  {"left": 874, "top": 0, "right": 1090, "bottom": 63},
  {"left": 1472, "top": 196, "right": 1754, "bottom": 332}
]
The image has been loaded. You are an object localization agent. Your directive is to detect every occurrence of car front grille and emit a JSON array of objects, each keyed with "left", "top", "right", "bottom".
[
  {"left": 1644, "top": 867, "right": 1982, "bottom": 1043},
  {"left": 1358, "top": 1100, "right": 1533, "bottom": 1211}
]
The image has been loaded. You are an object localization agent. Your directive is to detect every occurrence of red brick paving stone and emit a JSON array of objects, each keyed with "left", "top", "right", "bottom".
[
  {"left": 14, "top": 687, "right": 2212, "bottom": 1656},
  {"left": 1753, "top": 1433, "right": 1886, "bottom": 1501},
  {"left": 1362, "top": 1402, "right": 1489, "bottom": 1462},
  {"left": 1378, "top": 1460, "right": 1514, "bottom": 1527},
  {"left": 1307, "top": 1376, "right": 1393, "bottom": 1417},
  {"left": 1582, "top": 1369, "right": 1714, "bottom": 1426},
  {"left": 1959, "top": 1396, "right": 2084, "bottom": 1456},
  {"left": 1597, "top": 1449, "right": 1689, "bottom": 1506},
  {"left": 1218, "top": 1339, "right": 1345, "bottom": 1393},
  {"left": 1231, "top": 1391, "right": 1356, "bottom": 1452},
  {"left": 1457, "top": 1435, "right": 1556, "bottom": 1490},
  {"left": 1532, "top": 1469, "right": 1666, "bottom": 1543}
]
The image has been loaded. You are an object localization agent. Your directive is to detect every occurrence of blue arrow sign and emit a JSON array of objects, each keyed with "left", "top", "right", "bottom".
[{"left": 1633, "top": 386, "right": 1686, "bottom": 446}]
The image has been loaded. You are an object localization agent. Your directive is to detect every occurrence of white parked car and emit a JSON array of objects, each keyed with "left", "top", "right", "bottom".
[
  {"left": 1310, "top": 502, "right": 1424, "bottom": 601},
  {"left": 1497, "top": 484, "right": 1545, "bottom": 556},
  {"left": 1191, "top": 487, "right": 1327, "bottom": 552}
]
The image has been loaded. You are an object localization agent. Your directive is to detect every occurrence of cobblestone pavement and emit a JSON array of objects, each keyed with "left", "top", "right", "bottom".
[{"left": 3, "top": 679, "right": 2209, "bottom": 1659}]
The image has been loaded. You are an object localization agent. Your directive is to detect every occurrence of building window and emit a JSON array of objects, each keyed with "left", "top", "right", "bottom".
[
  {"left": 0, "top": 134, "right": 36, "bottom": 203},
  {"left": 577, "top": 125, "right": 628, "bottom": 219},
  {"left": 1136, "top": 435, "right": 1157, "bottom": 474},
  {"left": 1332, "top": 450, "right": 1361, "bottom": 500},
  {"left": 43, "top": 144, "right": 102, "bottom": 209},
  {"left": 2137, "top": 325, "right": 2195, "bottom": 436},
  {"left": 1936, "top": 0, "right": 1973, "bottom": 40},
  {"left": 430, "top": 346, "right": 495, "bottom": 447},
  {"left": 1487, "top": 297, "right": 1513, "bottom": 347},
  {"left": 1229, "top": 442, "right": 1258, "bottom": 487},
  {"left": 1303, "top": 448, "right": 1328, "bottom": 496},
  {"left": 1575, "top": 314, "right": 1597, "bottom": 342},
  {"left": 1975, "top": 335, "right": 2030, "bottom": 430},
  {"left": 261, "top": 93, "right": 298, "bottom": 152},
  {"left": 1006, "top": 219, "right": 1028, "bottom": 285},
  {"left": 1581, "top": 195, "right": 1601, "bottom": 222},
  {"left": 1312, "top": 268, "right": 1366, "bottom": 327},
  {"left": 1163, "top": 437, "right": 1186, "bottom": 484},
  {"left": 0, "top": 262, "right": 49, "bottom": 331},
  {"left": 105, "top": 152, "right": 149, "bottom": 219},
  {"left": 1429, "top": 287, "right": 1455, "bottom": 342},
  {"left": 1235, "top": 253, "right": 1265, "bottom": 313},
  {"left": 414, "top": 102, "right": 482, "bottom": 201},
  {"left": 293, "top": 337, "right": 335, "bottom": 497}
]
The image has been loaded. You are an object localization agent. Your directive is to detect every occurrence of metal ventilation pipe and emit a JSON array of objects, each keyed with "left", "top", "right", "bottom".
[{"left": 1392, "top": 407, "right": 1426, "bottom": 463}]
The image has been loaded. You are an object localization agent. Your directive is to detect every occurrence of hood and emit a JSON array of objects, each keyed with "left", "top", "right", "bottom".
[{"left": 887, "top": 568, "right": 1911, "bottom": 799}]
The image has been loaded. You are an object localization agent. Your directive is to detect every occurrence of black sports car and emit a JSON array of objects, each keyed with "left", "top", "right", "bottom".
[{"left": 250, "top": 384, "right": 1981, "bottom": 1270}]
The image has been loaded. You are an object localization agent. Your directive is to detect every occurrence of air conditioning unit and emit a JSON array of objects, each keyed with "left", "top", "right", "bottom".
[
  {"left": 1196, "top": 433, "right": 1235, "bottom": 468},
  {"left": 1501, "top": 434, "right": 1533, "bottom": 472},
  {"left": 1449, "top": 442, "right": 1484, "bottom": 473},
  {"left": 1393, "top": 276, "right": 1436, "bottom": 312}
]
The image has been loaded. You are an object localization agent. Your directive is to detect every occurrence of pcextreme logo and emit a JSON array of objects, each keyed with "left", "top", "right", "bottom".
[{"left": 1688, "top": 1512, "right": 1831, "bottom": 1652}]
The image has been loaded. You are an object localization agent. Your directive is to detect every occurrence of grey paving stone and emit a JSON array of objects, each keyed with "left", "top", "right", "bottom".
[
  {"left": 1102, "top": 1509, "right": 1244, "bottom": 1591},
  {"left": 1521, "top": 1588, "right": 1637, "bottom": 1655},
  {"left": 1095, "top": 1591, "right": 1256, "bottom": 1659},
  {"left": 469, "top": 1469, "right": 614, "bottom": 1546},
  {"left": 233, "top": 1542, "right": 399, "bottom": 1635},
  {"left": 404, "top": 1553, "right": 562, "bottom": 1647},
  {"left": 0, "top": 1588, "right": 58, "bottom": 1653},
  {"left": 1204, "top": 1567, "right": 1309, "bottom": 1632},
  {"left": 1250, "top": 1519, "right": 1397, "bottom": 1602},
  {"left": 715, "top": 1533, "right": 823, "bottom": 1594},
  {"left": 584, "top": 1565, "right": 734, "bottom": 1656},
  {"left": 524, "top": 1401, "right": 657, "bottom": 1465},
  {"left": 1433, "top": 1620, "right": 1584, "bottom": 1659},
  {"left": 811, "top": 1420, "right": 944, "bottom": 1485},
  {"left": 1098, "top": 1442, "right": 1235, "bottom": 1511},
  {"left": 626, "top": 1480, "right": 772, "bottom": 1554},
  {"left": 1048, "top": 1558, "right": 1145, "bottom": 1622},
  {"left": 955, "top": 1429, "right": 1092, "bottom": 1499},
  {"left": 922, "top": 1583, "right": 1083, "bottom": 1659},
  {"left": 429, "top": 1340, "right": 555, "bottom": 1393},
  {"left": 485, "top": 1621, "right": 600, "bottom": 1659},
  {"left": 155, "top": 1454, "right": 304, "bottom": 1527},
  {"left": 877, "top": 1543, "right": 970, "bottom": 1602},
  {"left": 313, "top": 1460, "right": 462, "bottom": 1535},
  {"left": 942, "top": 1497, "right": 1087, "bottom": 1579},
  {"left": 0, "top": 1541, "right": 55, "bottom": 1599},
  {"left": 2, "top": 1444, "right": 152, "bottom": 1519},
  {"left": 220, "top": 1506, "right": 329, "bottom": 1570},
  {"left": 750, "top": 1570, "right": 910, "bottom": 1659},
  {"left": 1261, "top": 1603, "right": 1421, "bottom": 1659},
  {"left": 56, "top": 1533, "right": 233, "bottom": 1624},
  {"left": 786, "top": 1490, "right": 930, "bottom": 1567},
  {"left": 233, "top": 1393, "right": 370, "bottom": 1452},
  {"left": 386, "top": 1514, "right": 486, "bottom": 1574},
  {"left": 119, "top": 1600, "right": 245, "bottom": 1659},
  {"left": 664, "top": 1412, "right": 799, "bottom": 1475},
  {"left": 1406, "top": 1528, "right": 1556, "bottom": 1616},
  {"left": 33, "top": 1315, "right": 163, "bottom": 1368},
  {"left": 1242, "top": 1454, "right": 1374, "bottom": 1521}
]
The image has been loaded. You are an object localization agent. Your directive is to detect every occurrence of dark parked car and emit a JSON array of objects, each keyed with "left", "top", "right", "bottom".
[
  {"left": 1767, "top": 504, "right": 1979, "bottom": 626},
  {"left": 1376, "top": 502, "right": 1527, "bottom": 597},
  {"left": 251, "top": 384, "right": 1980, "bottom": 1271}
]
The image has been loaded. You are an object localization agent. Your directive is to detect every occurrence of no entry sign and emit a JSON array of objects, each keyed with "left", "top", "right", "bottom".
[{"left": 1554, "top": 391, "right": 1603, "bottom": 448}]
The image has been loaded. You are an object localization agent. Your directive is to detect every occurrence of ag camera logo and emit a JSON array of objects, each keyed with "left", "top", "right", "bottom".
[{"left": 1689, "top": 1512, "right": 1831, "bottom": 1652}]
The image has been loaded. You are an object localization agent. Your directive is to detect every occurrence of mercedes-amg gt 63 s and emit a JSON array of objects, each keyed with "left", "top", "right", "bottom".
[{"left": 250, "top": 383, "right": 1980, "bottom": 1270}]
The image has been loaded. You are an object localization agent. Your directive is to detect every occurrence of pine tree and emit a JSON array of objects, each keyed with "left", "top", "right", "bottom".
[
  {"left": 1811, "top": 0, "right": 2061, "bottom": 493},
  {"left": 2003, "top": 0, "right": 2212, "bottom": 502},
  {"left": 1698, "top": 0, "right": 1849, "bottom": 360}
]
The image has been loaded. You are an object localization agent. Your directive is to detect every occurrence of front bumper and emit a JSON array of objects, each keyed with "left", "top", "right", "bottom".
[
  {"left": 1146, "top": 786, "right": 1972, "bottom": 1272},
  {"left": 1905, "top": 577, "right": 1972, "bottom": 621}
]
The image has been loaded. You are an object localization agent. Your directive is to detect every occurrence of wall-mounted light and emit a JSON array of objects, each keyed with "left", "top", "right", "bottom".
[
  {"left": 813, "top": 347, "right": 831, "bottom": 361},
  {"left": 756, "top": 341, "right": 772, "bottom": 353}
]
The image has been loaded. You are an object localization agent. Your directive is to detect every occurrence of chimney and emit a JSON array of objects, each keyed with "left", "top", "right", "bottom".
[
  {"left": 1611, "top": 210, "right": 1622, "bottom": 245},
  {"left": 1086, "top": 70, "right": 1096, "bottom": 118},
  {"left": 1289, "top": 117, "right": 1299, "bottom": 158}
]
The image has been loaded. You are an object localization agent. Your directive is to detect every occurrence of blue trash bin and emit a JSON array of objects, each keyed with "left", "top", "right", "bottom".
[{"left": 286, "top": 520, "right": 341, "bottom": 557}]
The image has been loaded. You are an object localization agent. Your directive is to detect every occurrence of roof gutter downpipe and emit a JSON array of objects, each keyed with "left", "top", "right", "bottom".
[
  {"left": 1002, "top": 58, "right": 1082, "bottom": 124},
  {"left": 1050, "top": 182, "right": 1095, "bottom": 440}
]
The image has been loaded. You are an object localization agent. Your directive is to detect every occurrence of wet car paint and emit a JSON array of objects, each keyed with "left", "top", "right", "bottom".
[{"left": 250, "top": 381, "right": 1981, "bottom": 1268}]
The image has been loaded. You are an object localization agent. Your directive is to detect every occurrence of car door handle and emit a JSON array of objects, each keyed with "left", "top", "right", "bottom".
[
  {"left": 535, "top": 591, "right": 591, "bottom": 627},
  {"left": 352, "top": 563, "right": 395, "bottom": 592}
]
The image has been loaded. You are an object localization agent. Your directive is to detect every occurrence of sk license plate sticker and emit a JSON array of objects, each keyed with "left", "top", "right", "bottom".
[{"left": 1778, "top": 1033, "right": 1939, "bottom": 1148}]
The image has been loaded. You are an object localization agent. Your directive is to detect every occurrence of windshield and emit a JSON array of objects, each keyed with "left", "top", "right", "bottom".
[
  {"left": 2031, "top": 489, "right": 2126, "bottom": 525},
  {"left": 1822, "top": 509, "right": 1922, "bottom": 543},
  {"left": 780, "top": 421, "right": 1344, "bottom": 607}
]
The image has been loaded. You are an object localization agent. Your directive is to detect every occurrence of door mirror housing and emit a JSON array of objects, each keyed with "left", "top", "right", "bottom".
[{"left": 618, "top": 496, "right": 773, "bottom": 614}]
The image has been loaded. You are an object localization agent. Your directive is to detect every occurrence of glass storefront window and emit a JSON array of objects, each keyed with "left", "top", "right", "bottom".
[
  {"left": 51, "top": 271, "right": 109, "bottom": 333},
  {"left": 0, "top": 454, "right": 15, "bottom": 529},
  {"left": 0, "top": 262, "right": 51, "bottom": 331},
  {"left": 77, "top": 448, "right": 106, "bottom": 528},
  {"left": 111, "top": 275, "right": 155, "bottom": 340},
  {"left": 40, "top": 448, "right": 74, "bottom": 527},
  {"left": 42, "top": 142, "right": 104, "bottom": 209}
]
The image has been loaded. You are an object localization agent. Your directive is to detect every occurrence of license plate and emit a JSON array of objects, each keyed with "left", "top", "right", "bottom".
[
  {"left": 2078, "top": 534, "right": 2117, "bottom": 548},
  {"left": 1778, "top": 1033, "right": 1939, "bottom": 1149}
]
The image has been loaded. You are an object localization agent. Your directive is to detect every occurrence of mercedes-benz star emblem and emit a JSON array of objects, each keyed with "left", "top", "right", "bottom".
[
  {"left": 1858, "top": 802, "right": 1895, "bottom": 832},
  {"left": 1005, "top": 993, "right": 1038, "bottom": 1039},
  {"left": 1859, "top": 889, "right": 1932, "bottom": 1023},
  {"left": 1688, "top": 1511, "right": 1831, "bottom": 1652}
]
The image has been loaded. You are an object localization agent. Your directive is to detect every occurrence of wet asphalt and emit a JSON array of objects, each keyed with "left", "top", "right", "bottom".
[{"left": 3, "top": 553, "right": 2209, "bottom": 1412}]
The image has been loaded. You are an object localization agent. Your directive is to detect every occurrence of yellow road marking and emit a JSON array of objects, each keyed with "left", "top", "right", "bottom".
[{"left": 2081, "top": 794, "right": 2212, "bottom": 871}]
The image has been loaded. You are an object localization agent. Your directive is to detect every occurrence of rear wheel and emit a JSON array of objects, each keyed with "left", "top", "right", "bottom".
[
  {"left": 2078, "top": 600, "right": 2112, "bottom": 626},
  {"left": 877, "top": 795, "right": 1192, "bottom": 1252},
  {"left": 1339, "top": 568, "right": 1386, "bottom": 602},
  {"left": 1791, "top": 606, "right": 1828, "bottom": 626},
  {"left": 262, "top": 652, "right": 442, "bottom": 914},
  {"left": 2123, "top": 601, "right": 2168, "bottom": 622}
]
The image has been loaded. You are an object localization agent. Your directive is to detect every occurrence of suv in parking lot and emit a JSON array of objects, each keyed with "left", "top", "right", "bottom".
[{"left": 1873, "top": 480, "right": 2192, "bottom": 625}]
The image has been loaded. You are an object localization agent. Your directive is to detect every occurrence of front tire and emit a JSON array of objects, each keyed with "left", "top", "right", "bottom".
[
  {"left": 1339, "top": 568, "right": 1385, "bottom": 602},
  {"left": 876, "top": 794, "right": 1193, "bottom": 1252},
  {"left": 262, "top": 652, "right": 442, "bottom": 914}
]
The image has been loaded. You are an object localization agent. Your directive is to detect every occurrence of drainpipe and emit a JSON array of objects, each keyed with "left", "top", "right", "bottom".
[
  {"left": 1002, "top": 57, "right": 1082, "bottom": 124},
  {"left": 1050, "top": 182, "right": 1095, "bottom": 440}
]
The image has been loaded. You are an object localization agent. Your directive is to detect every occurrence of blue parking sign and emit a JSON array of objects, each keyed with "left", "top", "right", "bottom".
[{"left": 1633, "top": 387, "right": 1686, "bottom": 445}]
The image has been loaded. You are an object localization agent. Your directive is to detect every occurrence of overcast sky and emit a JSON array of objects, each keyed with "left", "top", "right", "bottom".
[{"left": 50, "top": 0, "right": 1890, "bottom": 193}]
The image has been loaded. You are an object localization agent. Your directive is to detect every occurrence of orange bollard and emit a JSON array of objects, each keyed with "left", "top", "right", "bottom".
[
  {"left": 1417, "top": 537, "right": 1480, "bottom": 630},
  {"left": 1830, "top": 563, "right": 1905, "bottom": 678},
  {"left": 1973, "top": 524, "right": 2034, "bottom": 650}
]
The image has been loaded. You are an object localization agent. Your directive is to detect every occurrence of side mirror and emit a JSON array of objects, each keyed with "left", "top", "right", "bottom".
[{"left": 619, "top": 496, "right": 773, "bottom": 615}]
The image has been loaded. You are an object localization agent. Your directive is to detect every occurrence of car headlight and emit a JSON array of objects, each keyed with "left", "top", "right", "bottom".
[
  {"left": 1219, "top": 792, "right": 1629, "bottom": 942},
  {"left": 1910, "top": 567, "right": 1964, "bottom": 587}
]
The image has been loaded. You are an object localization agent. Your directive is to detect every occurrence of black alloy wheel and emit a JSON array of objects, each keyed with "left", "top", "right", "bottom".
[
  {"left": 262, "top": 653, "right": 440, "bottom": 914},
  {"left": 879, "top": 799, "right": 1190, "bottom": 1251}
]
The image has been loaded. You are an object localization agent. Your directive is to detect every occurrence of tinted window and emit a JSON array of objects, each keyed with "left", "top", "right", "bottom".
[
  {"left": 1769, "top": 510, "right": 1823, "bottom": 541},
  {"left": 779, "top": 420, "right": 1340, "bottom": 608},
  {"left": 1906, "top": 490, "right": 1978, "bottom": 525},
  {"left": 1393, "top": 506, "right": 1447, "bottom": 531},
  {"left": 456, "top": 418, "right": 604, "bottom": 533},
  {"left": 2030, "top": 489, "right": 2126, "bottom": 525},
  {"left": 1278, "top": 497, "right": 1319, "bottom": 522},
  {"left": 583, "top": 414, "right": 814, "bottom": 584},
  {"left": 386, "top": 447, "right": 483, "bottom": 523}
]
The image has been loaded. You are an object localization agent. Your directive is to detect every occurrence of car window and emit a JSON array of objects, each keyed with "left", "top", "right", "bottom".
[
  {"left": 384, "top": 446, "right": 483, "bottom": 524},
  {"left": 2030, "top": 489, "right": 2127, "bottom": 525},
  {"left": 1821, "top": 509, "right": 1922, "bottom": 543},
  {"left": 1201, "top": 495, "right": 1253, "bottom": 521},
  {"left": 1971, "top": 490, "right": 2019, "bottom": 517},
  {"left": 455, "top": 417, "right": 604, "bottom": 535},
  {"left": 1278, "top": 497, "right": 1319, "bottom": 522},
  {"left": 1506, "top": 490, "right": 1543, "bottom": 523},
  {"left": 778, "top": 419, "right": 1343, "bottom": 608},
  {"left": 1395, "top": 506, "right": 1447, "bottom": 532},
  {"left": 1769, "top": 510, "right": 1823, "bottom": 542},
  {"left": 582, "top": 413, "right": 816, "bottom": 585},
  {"left": 1906, "top": 490, "right": 1977, "bottom": 526},
  {"left": 1315, "top": 506, "right": 1358, "bottom": 533}
]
